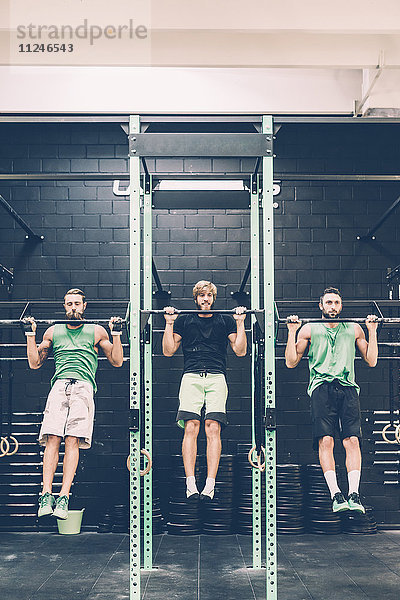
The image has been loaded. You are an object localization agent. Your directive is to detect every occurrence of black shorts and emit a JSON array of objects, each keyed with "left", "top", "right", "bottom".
[{"left": 310, "top": 380, "right": 362, "bottom": 451}]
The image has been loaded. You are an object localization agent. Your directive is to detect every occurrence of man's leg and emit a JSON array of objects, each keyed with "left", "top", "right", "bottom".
[
  {"left": 42, "top": 434, "right": 62, "bottom": 494},
  {"left": 53, "top": 435, "right": 80, "bottom": 519},
  {"left": 38, "top": 434, "right": 62, "bottom": 517},
  {"left": 201, "top": 419, "right": 221, "bottom": 500},
  {"left": 342, "top": 435, "right": 365, "bottom": 513},
  {"left": 319, "top": 435, "right": 348, "bottom": 512},
  {"left": 182, "top": 419, "right": 200, "bottom": 499},
  {"left": 60, "top": 435, "right": 80, "bottom": 496}
]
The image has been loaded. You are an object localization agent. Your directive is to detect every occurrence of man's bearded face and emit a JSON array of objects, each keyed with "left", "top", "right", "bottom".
[{"left": 64, "top": 294, "right": 85, "bottom": 320}]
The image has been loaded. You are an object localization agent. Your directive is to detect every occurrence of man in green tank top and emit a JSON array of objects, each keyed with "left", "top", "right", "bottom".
[
  {"left": 23, "top": 289, "right": 124, "bottom": 520},
  {"left": 285, "top": 287, "right": 378, "bottom": 515}
]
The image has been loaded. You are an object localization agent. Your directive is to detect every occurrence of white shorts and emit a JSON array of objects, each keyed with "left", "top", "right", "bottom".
[
  {"left": 176, "top": 372, "right": 228, "bottom": 429},
  {"left": 39, "top": 378, "right": 95, "bottom": 449}
]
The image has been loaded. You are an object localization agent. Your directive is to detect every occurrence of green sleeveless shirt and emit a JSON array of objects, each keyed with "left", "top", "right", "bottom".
[
  {"left": 307, "top": 322, "right": 359, "bottom": 397},
  {"left": 51, "top": 324, "right": 98, "bottom": 392}
]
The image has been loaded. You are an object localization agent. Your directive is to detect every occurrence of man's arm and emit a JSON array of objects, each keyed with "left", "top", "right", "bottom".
[
  {"left": 228, "top": 307, "right": 247, "bottom": 357},
  {"left": 23, "top": 318, "right": 53, "bottom": 369},
  {"left": 162, "top": 307, "right": 182, "bottom": 357},
  {"left": 355, "top": 315, "right": 378, "bottom": 367},
  {"left": 285, "top": 316, "right": 310, "bottom": 368},
  {"left": 97, "top": 317, "right": 124, "bottom": 367}
]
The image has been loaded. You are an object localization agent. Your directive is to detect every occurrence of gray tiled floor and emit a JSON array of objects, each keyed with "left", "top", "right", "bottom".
[{"left": 1, "top": 531, "right": 399, "bottom": 599}]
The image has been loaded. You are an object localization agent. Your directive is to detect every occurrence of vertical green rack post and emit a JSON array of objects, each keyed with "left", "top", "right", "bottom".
[
  {"left": 262, "top": 115, "right": 277, "bottom": 599},
  {"left": 143, "top": 173, "right": 153, "bottom": 569},
  {"left": 250, "top": 173, "right": 262, "bottom": 569},
  {"left": 129, "top": 115, "right": 142, "bottom": 600}
]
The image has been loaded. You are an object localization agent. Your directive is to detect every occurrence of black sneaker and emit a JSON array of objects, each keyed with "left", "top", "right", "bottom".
[
  {"left": 186, "top": 490, "right": 199, "bottom": 502},
  {"left": 200, "top": 488, "right": 214, "bottom": 502},
  {"left": 347, "top": 492, "right": 365, "bottom": 514},
  {"left": 332, "top": 492, "right": 349, "bottom": 513}
]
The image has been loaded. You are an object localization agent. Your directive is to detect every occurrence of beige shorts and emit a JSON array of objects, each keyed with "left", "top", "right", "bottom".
[
  {"left": 39, "top": 378, "right": 95, "bottom": 449},
  {"left": 176, "top": 372, "right": 228, "bottom": 429}
]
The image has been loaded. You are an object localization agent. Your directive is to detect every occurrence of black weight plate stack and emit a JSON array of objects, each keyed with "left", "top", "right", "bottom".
[
  {"left": 276, "top": 464, "right": 306, "bottom": 534},
  {"left": 342, "top": 505, "right": 378, "bottom": 535},
  {"left": 234, "top": 444, "right": 266, "bottom": 535},
  {"left": 97, "top": 508, "right": 112, "bottom": 533},
  {"left": 201, "top": 454, "right": 235, "bottom": 535},
  {"left": 167, "top": 455, "right": 202, "bottom": 535},
  {"left": 305, "top": 464, "right": 342, "bottom": 534},
  {"left": 141, "top": 495, "right": 165, "bottom": 535},
  {"left": 113, "top": 504, "right": 128, "bottom": 533},
  {"left": 141, "top": 471, "right": 166, "bottom": 535}
]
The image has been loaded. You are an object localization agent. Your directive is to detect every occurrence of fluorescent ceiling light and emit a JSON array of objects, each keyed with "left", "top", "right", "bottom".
[{"left": 158, "top": 180, "right": 245, "bottom": 191}]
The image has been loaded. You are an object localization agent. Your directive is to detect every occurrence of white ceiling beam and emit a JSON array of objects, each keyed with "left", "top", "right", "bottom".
[{"left": 150, "top": 0, "right": 400, "bottom": 31}]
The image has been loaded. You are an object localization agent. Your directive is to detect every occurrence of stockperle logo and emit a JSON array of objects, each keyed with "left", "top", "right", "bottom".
[{"left": 8, "top": 0, "right": 151, "bottom": 66}]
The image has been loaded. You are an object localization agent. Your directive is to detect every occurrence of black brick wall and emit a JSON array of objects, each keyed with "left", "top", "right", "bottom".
[{"left": 0, "top": 121, "right": 399, "bottom": 527}]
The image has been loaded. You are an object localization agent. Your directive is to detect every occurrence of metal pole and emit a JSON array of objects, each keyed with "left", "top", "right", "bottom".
[
  {"left": 129, "top": 115, "right": 142, "bottom": 600},
  {"left": 263, "top": 115, "right": 277, "bottom": 599},
  {"left": 0, "top": 194, "right": 44, "bottom": 241},
  {"left": 140, "top": 309, "right": 264, "bottom": 315},
  {"left": 0, "top": 319, "right": 123, "bottom": 326},
  {"left": 250, "top": 173, "right": 262, "bottom": 569},
  {"left": 277, "top": 317, "right": 395, "bottom": 324},
  {"left": 142, "top": 174, "right": 153, "bottom": 570}
]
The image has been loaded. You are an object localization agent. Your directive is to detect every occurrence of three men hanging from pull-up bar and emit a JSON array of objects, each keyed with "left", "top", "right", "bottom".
[
  {"left": 285, "top": 287, "right": 378, "bottom": 515},
  {"left": 23, "top": 289, "right": 124, "bottom": 519},
  {"left": 22, "top": 284, "right": 379, "bottom": 514},
  {"left": 163, "top": 280, "right": 247, "bottom": 501}
]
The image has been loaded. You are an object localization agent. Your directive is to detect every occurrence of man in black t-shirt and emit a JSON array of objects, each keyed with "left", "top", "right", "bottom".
[{"left": 163, "top": 280, "right": 247, "bottom": 501}]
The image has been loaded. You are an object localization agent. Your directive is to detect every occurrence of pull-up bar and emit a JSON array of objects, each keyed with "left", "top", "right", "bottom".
[
  {"left": 280, "top": 317, "right": 396, "bottom": 324},
  {"left": 141, "top": 309, "right": 263, "bottom": 315},
  {"left": 0, "top": 319, "right": 125, "bottom": 326}
]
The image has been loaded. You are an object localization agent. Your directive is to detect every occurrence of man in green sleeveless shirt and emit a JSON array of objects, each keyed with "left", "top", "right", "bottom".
[
  {"left": 285, "top": 287, "right": 378, "bottom": 514},
  {"left": 23, "top": 289, "right": 124, "bottom": 519}
]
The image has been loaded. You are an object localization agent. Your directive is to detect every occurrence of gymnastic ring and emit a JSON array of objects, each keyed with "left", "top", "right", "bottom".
[
  {"left": 248, "top": 445, "right": 266, "bottom": 472},
  {"left": 381, "top": 423, "right": 399, "bottom": 444},
  {"left": 126, "top": 449, "right": 153, "bottom": 476},
  {"left": 5, "top": 436, "right": 19, "bottom": 456},
  {"left": 0, "top": 437, "right": 10, "bottom": 457},
  {"left": 395, "top": 423, "right": 400, "bottom": 444},
  {"left": 140, "top": 449, "right": 152, "bottom": 476}
]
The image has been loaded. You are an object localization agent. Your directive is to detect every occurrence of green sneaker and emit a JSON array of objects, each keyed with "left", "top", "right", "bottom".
[
  {"left": 347, "top": 492, "right": 365, "bottom": 514},
  {"left": 332, "top": 492, "right": 349, "bottom": 513},
  {"left": 53, "top": 495, "right": 69, "bottom": 520},
  {"left": 38, "top": 492, "right": 55, "bottom": 517}
]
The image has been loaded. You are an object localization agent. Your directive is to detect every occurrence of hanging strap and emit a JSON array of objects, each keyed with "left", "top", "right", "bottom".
[
  {"left": 254, "top": 322, "right": 264, "bottom": 456},
  {"left": 0, "top": 329, "right": 3, "bottom": 440},
  {"left": 7, "top": 359, "right": 13, "bottom": 438},
  {"left": 248, "top": 322, "right": 266, "bottom": 471}
]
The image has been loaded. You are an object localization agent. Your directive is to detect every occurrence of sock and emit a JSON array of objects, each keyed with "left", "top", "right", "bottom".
[
  {"left": 201, "top": 477, "right": 215, "bottom": 496},
  {"left": 347, "top": 470, "right": 361, "bottom": 495},
  {"left": 186, "top": 476, "right": 198, "bottom": 496},
  {"left": 323, "top": 470, "right": 341, "bottom": 499}
]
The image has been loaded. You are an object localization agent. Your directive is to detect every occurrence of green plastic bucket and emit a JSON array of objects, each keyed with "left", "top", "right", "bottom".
[{"left": 57, "top": 508, "right": 85, "bottom": 535}]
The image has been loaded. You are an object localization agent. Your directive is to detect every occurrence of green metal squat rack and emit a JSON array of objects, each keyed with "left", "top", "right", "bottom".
[{"left": 128, "top": 114, "right": 276, "bottom": 599}]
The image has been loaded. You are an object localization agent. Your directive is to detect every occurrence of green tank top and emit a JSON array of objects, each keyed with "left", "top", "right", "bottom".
[
  {"left": 51, "top": 324, "right": 98, "bottom": 392},
  {"left": 307, "top": 322, "right": 359, "bottom": 396}
]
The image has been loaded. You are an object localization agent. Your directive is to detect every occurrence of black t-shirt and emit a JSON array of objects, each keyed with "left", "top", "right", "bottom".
[{"left": 173, "top": 314, "right": 237, "bottom": 375}]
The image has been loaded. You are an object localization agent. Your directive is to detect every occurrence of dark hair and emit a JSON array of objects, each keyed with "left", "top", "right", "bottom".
[
  {"left": 64, "top": 288, "right": 86, "bottom": 302},
  {"left": 320, "top": 287, "right": 342, "bottom": 304}
]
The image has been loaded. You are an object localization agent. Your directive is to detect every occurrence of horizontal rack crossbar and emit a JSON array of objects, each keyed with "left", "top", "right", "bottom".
[
  {"left": 141, "top": 309, "right": 263, "bottom": 315},
  {"left": 279, "top": 317, "right": 398, "bottom": 323},
  {"left": 0, "top": 319, "right": 124, "bottom": 326},
  {"left": 129, "top": 132, "right": 272, "bottom": 157}
]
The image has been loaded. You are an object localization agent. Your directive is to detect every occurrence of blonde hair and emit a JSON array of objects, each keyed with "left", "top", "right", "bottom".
[
  {"left": 64, "top": 288, "right": 86, "bottom": 302},
  {"left": 192, "top": 280, "right": 217, "bottom": 302}
]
